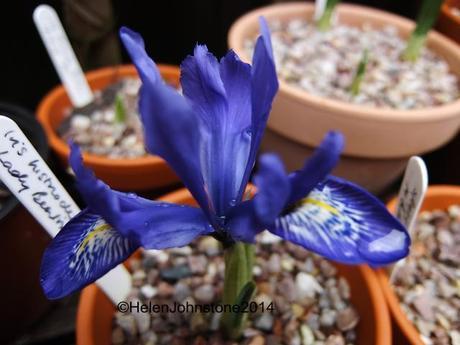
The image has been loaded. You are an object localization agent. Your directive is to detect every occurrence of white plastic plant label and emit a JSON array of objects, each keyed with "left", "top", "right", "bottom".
[
  {"left": 395, "top": 156, "right": 428, "bottom": 235},
  {"left": 390, "top": 156, "right": 428, "bottom": 282},
  {"left": 0, "top": 115, "right": 79, "bottom": 235},
  {"left": 33, "top": 5, "right": 94, "bottom": 108},
  {"left": 0, "top": 116, "right": 131, "bottom": 304}
]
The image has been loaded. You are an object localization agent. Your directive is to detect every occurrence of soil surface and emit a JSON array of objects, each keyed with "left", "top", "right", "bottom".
[
  {"left": 112, "top": 233, "right": 359, "bottom": 345},
  {"left": 392, "top": 205, "right": 460, "bottom": 345},
  {"left": 245, "top": 19, "right": 459, "bottom": 110}
]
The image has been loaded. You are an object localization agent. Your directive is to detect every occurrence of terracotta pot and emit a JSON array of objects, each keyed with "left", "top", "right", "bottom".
[
  {"left": 0, "top": 103, "right": 52, "bottom": 344},
  {"left": 228, "top": 2, "right": 460, "bottom": 159},
  {"left": 438, "top": 0, "right": 460, "bottom": 44},
  {"left": 376, "top": 185, "right": 460, "bottom": 345},
  {"left": 77, "top": 188, "right": 392, "bottom": 345},
  {"left": 37, "top": 64, "right": 179, "bottom": 191}
]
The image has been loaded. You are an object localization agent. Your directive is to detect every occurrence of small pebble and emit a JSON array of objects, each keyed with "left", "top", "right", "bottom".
[
  {"left": 336, "top": 307, "right": 360, "bottom": 331},
  {"left": 296, "top": 272, "right": 324, "bottom": 299},
  {"left": 140, "top": 284, "right": 157, "bottom": 299},
  {"left": 193, "top": 284, "right": 215, "bottom": 303}
]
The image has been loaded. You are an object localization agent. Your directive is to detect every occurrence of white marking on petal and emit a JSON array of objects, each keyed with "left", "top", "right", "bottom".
[{"left": 367, "top": 229, "right": 406, "bottom": 253}]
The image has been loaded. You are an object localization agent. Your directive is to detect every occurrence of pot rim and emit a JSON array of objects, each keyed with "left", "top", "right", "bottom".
[
  {"left": 377, "top": 185, "right": 460, "bottom": 345},
  {"left": 36, "top": 64, "right": 179, "bottom": 168},
  {"left": 441, "top": 0, "right": 460, "bottom": 26},
  {"left": 228, "top": 2, "right": 460, "bottom": 124},
  {"left": 77, "top": 187, "right": 392, "bottom": 345}
]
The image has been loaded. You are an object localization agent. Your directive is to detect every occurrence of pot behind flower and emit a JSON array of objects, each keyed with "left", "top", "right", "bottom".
[
  {"left": 437, "top": 0, "right": 460, "bottom": 44},
  {"left": 378, "top": 185, "right": 460, "bottom": 345},
  {"left": 76, "top": 188, "right": 392, "bottom": 345},
  {"left": 37, "top": 64, "right": 179, "bottom": 191},
  {"left": 260, "top": 128, "right": 407, "bottom": 195},
  {"left": 228, "top": 3, "right": 460, "bottom": 159}
]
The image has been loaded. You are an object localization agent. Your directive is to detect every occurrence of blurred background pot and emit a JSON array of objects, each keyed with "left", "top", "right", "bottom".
[
  {"left": 437, "top": 0, "right": 460, "bottom": 44},
  {"left": 0, "top": 102, "right": 51, "bottom": 344},
  {"left": 229, "top": 2, "right": 460, "bottom": 195},
  {"left": 260, "top": 129, "right": 407, "bottom": 195},
  {"left": 37, "top": 64, "right": 179, "bottom": 192},
  {"left": 377, "top": 185, "right": 460, "bottom": 345},
  {"left": 76, "top": 188, "right": 392, "bottom": 345}
]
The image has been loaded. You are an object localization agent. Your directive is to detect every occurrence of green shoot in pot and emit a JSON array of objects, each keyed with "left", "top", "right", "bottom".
[
  {"left": 114, "top": 94, "right": 126, "bottom": 124},
  {"left": 403, "top": 0, "right": 443, "bottom": 62},
  {"left": 317, "top": 0, "right": 340, "bottom": 31},
  {"left": 349, "top": 49, "right": 369, "bottom": 96},
  {"left": 220, "top": 242, "right": 255, "bottom": 340}
]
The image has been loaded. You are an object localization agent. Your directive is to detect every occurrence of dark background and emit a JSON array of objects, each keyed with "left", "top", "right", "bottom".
[{"left": 0, "top": 0, "right": 457, "bottom": 183}]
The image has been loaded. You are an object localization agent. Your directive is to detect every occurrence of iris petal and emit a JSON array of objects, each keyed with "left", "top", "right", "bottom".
[
  {"left": 40, "top": 209, "right": 137, "bottom": 299},
  {"left": 127, "top": 202, "right": 213, "bottom": 249},
  {"left": 238, "top": 16, "right": 279, "bottom": 200},
  {"left": 227, "top": 154, "right": 289, "bottom": 242},
  {"left": 181, "top": 46, "right": 253, "bottom": 216},
  {"left": 69, "top": 142, "right": 122, "bottom": 228},
  {"left": 120, "top": 28, "right": 211, "bottom": 214},
  {"left": 271, "top": 176, "right": 410, "bottom": 265},
  {"left": 69, "top": 144, "right": 213, "bottom": 246},
  {"left": 119, "top": 27, "right": 161, "bottom": 83},
  {"left": 253, "top": 154, "right": 290, "bottom": 227},
  {"left": 219, "top": 50, "right": 252, "bottom": 132},
  {"left": 287, "top": 131, "right": 344, "bottom": 205},
  {"left": 180, "top": 45, "right": 228, "bottom": 123}
]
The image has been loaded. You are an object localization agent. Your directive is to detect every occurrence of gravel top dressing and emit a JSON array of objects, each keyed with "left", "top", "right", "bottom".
[
  {"left": 112, "top": 233, "right": 359, "bottom": 345},
  {"left": 392, "top": 205, "right": 460, "bottom": 345},
  {"left": 245, "top": 19, "right": 460, "bottom": 109},
  {"left": 59, "top": 78, "right": 147, "bottom": 159}
]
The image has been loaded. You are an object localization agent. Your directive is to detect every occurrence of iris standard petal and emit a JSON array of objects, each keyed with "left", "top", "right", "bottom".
[
  {"left": 120, "top": 28, "right": 210, "bottom": 214},
  {"left": 271, "top": 176, "right": 410, "bottom": 265},
  {"left": 227, "top": 154, "right": 290, "bottom": 242},
  {"left": 253, "top": 153, "right": 290, "bottom": 227},
  {"left": 219, "top": 50, "right": 252, "bottom": 132},
  {"left": 180, "top": 44, "right": 228, "bottom": 123},
  {"left": 238, "top": 16, "right": 279, "bottom": 200},
  {"left": 287, "top": 131, "right": 344, "bottom": 205},
  {"left": 40, "top": 209, "right": 138, "bottom": 299},
  {"left": 119, "top": 27, "right": 161, "bottom": 83},
  {"left": 181, "top": 47, "right": 253, "bottom": 216}
]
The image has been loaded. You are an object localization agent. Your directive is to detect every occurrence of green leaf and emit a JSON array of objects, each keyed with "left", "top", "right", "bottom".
[
  {"left": 349, "top": 49, "right": 369, "bottom": 96},
  {"left": 230, "top": 281, "right": 256, "bottom": 331},
  {"left": 114, "top": 94, "right": 126, "bottom": 124},
  {"left": 403, "top": 0, "right": 443, "bottom": 61},
  {"left": 317, "top": 0, "right": 341, "bottom": 31},
  {"left": 220, "top": 242, "right": 255, "bottom": 340}
]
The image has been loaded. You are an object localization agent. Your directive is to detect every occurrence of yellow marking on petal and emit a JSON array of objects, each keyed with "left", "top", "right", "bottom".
[
  {"left": 302, "top": 197, "right": 340, "bottom": 216},
  {"left": 77, "top": 222, "right": 112, "bottom": 253}
]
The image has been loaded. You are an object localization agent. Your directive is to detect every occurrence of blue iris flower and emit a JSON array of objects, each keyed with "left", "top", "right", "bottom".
[{"left": 40, "top": 18, "right": 410, "bottom": 299}]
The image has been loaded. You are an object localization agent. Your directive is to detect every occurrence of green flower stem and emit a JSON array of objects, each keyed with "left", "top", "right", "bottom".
[
  {"left": 114, "top": 94, "right": 126, "bottom": 124},
  {"left": 220, "top": 242, "right": 255, "bottom": 340},
  {"left": 349, "top": 49, "right": 369, "bottom": 96},
  {"left": 403, "top": 0, "right": 443, "bottom": 62},
  {"left": 317, "top": 0, "right": 340, "bottom": 31}
]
